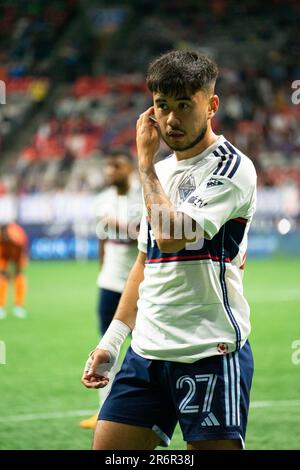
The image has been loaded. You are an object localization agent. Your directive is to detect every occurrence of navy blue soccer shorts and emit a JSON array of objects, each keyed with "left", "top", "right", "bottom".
[{"left": 99, "top": 342, "right": 254, "bottom": 447}]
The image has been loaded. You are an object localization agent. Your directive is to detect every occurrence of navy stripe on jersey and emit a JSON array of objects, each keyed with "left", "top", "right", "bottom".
[
  {"left": 146, "top": 219, "right": 247, "bottom": 265},
  {"left": 219, "top": 154, "right": 234, "bottom": 176},
  {"left": 223, "top": 140, "right": 236, "bottom": 155},
  {"left": 218, "top": 144, "right": 228, "bottom": 155},
  {"left": 227, "top": 153, "right": 241, "bottom": 178},
  {"left": 213, "top": 140, "right": 242, "bottom": 179},
  {"left": 146, "top": 229, "right": 229, "bottom": 264},
  {"left": 213, "top": 142, "right": 231, "bottom": 176},
  {"left": 213, "top": 155, "right": 227, "bottom": 174},
  {"left": 219, "top": 225, "right": 242, "bottom": 351},
  {"left": 214, "top": 152, "right": 239, "bottom": 178}
]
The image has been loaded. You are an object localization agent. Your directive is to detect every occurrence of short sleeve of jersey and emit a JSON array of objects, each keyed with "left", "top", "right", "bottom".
[
  {"left": 178, "top": 163, "right": 256, "bottom": 240},
  {"left": 137, "top": 203, "right": 147, "bottom": 253}
]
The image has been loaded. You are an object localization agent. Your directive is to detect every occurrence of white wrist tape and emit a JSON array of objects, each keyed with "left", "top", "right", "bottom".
[
  {"left": 96, "top": 319, "right": 131, "bottom": 366},
  {"left": 84, "top": 354, "right": 111, "bottom": 376}
]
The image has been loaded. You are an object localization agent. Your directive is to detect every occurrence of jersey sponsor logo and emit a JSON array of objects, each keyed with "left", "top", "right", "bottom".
[
  {"left": 217, "top": 343, "right": 229, "bottom": 355},
  {"left": 206, "top": 177, "right": 223, "bottom": 188},
  {"left": 178, "top": 175, "right": 196, "bottom": 201},
  {"left": 188, "top": 195, "right": 207, "bottom": 208}
]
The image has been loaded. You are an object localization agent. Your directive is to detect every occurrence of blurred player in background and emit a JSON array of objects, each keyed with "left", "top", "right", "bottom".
[
  {"left": 80, "top": 148, "right": 142, "bottom": 429},
  {"left": 82, "top": 51, "right": 257, "bottom": 450},
  {"left": 0, "top": 223, "right": 28, "bottom": 319}
]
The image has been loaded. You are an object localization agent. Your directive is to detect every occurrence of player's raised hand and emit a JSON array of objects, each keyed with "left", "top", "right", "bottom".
[
  {"left": 81, "top": 349, "right": 111, "bottom": 389},
  {"left": 136, "top": 107, "right": 160, "bottom": 170}
]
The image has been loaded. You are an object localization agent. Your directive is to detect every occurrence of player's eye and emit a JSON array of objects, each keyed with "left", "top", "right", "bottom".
[
  {"left": 178, "top": 102, "right": 189, "bottom": 110},
  {"left": 157, "top": 103, "right": 169, "bottom": 111}
]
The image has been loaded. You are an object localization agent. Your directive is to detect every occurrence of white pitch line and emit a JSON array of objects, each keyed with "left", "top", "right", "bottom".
[
  {"left": 0, "top": 409, "right": 96, "bottom": 423},
  {"left": 1, "top": 400, "right": 300, "bottom": 423},
  {"left": 248, "top": 291, "right": 300, "bottom": 303},
  {"left": 250, "top": 399, "right": 300, "bottom": 409}
]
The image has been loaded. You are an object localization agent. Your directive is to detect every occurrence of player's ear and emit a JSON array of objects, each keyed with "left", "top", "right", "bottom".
[{"left": 207, "top": 95, "right": 219, "bottom": 119}]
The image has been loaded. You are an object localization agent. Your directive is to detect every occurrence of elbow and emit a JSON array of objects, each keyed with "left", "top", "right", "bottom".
[{"left": 156, "top": 238, "right": 185, "bottom": 253}]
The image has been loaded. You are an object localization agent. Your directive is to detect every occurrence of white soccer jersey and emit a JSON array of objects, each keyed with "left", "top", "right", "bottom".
[
  {"left": 132, "top": 135, "right": 257, "bottom": 362},
  {"left": 96, "top": 180, "right": 142, "bottom": 293}
]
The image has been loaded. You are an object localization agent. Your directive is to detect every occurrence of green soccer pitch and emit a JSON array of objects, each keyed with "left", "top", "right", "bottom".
[{"left": 0, "top": 257, "right": 299, "bottom": 450}]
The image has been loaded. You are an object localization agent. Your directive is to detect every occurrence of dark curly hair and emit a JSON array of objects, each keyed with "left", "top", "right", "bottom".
[{"left": 146, "top": 50, "right": 218, "bottom": 96}]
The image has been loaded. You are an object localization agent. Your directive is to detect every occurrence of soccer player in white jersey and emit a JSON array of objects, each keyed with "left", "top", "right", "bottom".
[
  {"left": 82, "top": 51, "right": 257, "bottom": 450},
  {"left": 80, "top": 148, "right": 142, "bottom": 429}
]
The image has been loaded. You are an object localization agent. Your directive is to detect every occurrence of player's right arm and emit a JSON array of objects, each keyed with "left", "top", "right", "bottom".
[
  {"left": 81, "top": 250, "right": 146, "bottom": 389},
  {"left": 99, "top": 239, "right": 105, "bottom": 266},
  {"left": 113, "top": 250, "right": 146, "bottom": 329}
]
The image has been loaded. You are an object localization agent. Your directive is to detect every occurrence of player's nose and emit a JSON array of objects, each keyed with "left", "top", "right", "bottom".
[{"left": 166, "top": 111, "right": 181, "bottom": 127}]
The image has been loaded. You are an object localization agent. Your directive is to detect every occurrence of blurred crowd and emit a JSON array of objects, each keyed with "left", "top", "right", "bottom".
[
  {"left": 0, "top": 0, "right": 299, "bottom": 195},
  {"left": 0, "top": 0, "right": 77, "bottom": 153},
  {"left": 0, "top": 0, "right": 77, "bottom": 78},
  {"left": 0, "top": 75, "right": 149, "bottom": 194}
]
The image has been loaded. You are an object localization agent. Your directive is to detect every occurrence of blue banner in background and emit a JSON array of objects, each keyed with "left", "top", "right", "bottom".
[
  {"left": 248, "top": 230, "right": 300, "bottom": 257},
  {"left": 23, "top": 224, "right": 99, "bottom": 260},
  {"left": 30, "top": 237, "right": 98, "bottom": 260}
]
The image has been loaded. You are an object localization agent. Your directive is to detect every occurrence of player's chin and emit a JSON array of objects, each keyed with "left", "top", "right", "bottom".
[{"left": 166, "top": 139, "right": 188, "bottom": 151}]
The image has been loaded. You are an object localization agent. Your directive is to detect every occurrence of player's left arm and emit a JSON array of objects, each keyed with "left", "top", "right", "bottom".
[{"left": 136, "top": 107, "right": 198, "bottom": 253}]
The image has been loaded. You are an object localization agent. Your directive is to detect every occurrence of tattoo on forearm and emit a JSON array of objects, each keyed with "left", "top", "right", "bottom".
[
  {"left": 140, "top": 168, "right": 178, "bottom": 240},
  {"left": 140, "top": 170, "right": 172, "bottom": 218}
]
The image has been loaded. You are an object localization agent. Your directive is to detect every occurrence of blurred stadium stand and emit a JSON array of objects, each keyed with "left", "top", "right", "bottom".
[{"left": 0, "top": 0, "right": 299, "bottom": 259}]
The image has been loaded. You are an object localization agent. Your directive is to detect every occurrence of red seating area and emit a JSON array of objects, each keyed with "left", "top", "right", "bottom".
[
  {"left": 18, "top": 74, "right": 149, "bottom": 163},
  {"left": 0, "top": 0, "right": 299, "bottom": 195}
]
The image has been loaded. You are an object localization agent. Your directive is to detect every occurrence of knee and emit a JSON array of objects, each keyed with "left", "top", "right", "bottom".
[{"left": 92, "top": 421, "right": 106, "bottom": 450}]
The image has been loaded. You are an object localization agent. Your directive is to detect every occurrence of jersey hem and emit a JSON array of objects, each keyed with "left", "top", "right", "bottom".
[{"left": 130, "top": 340, "right": 247, "bottom": 363}]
